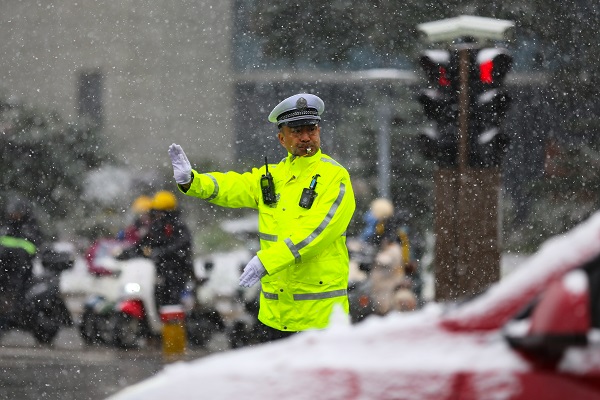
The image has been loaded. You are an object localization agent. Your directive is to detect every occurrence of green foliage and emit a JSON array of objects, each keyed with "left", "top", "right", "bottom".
[{"left": 0, "top": 95, "right": 113, "bottom": 225}]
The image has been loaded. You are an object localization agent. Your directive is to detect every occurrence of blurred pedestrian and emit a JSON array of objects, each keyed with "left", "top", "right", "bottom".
[
  {"left": 0, "top": 197, "right": 43, "bottom": 323},
  {"left": 169, "top": 93, "right": 356, "bottom": 341},
  {"left": 134, "top": 190, "right": 194, "bottom": 308},
  {"left": 117, "top": 195, "right": 153, "bottom": 245},
  {"left": 369, "top": 210, "right": 421, "bottom": 315},
  {"left": 360, "top": 198, "right": 394, "bottom": 246}
]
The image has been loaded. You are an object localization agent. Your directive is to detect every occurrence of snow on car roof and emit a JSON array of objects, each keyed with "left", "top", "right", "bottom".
[
  {"left": 442, "top": 211, "right": 600, "bottom": 331},
  {"left": 107, "top": 212, "right": 600, "bottom": 400},
  {"left": 108, "top": 307, "right": 529, "bottom": 400}
]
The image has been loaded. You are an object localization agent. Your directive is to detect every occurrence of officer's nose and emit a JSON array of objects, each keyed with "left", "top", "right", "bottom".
[{"left": 298, "top": 128, "right": 312, "bottom": 140}]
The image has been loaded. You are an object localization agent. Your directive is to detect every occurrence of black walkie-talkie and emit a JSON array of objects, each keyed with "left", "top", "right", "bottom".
[
  {"left": 299, "top": 174, "right": 320, "bottom": 209},
  {"left": 261, "top": 157, "right": 277, "bottom": 205}
]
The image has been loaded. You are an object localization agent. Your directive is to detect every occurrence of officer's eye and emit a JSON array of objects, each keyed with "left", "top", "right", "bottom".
[{"left": 290, "top": 126, "right": 317, "bottom": 135}]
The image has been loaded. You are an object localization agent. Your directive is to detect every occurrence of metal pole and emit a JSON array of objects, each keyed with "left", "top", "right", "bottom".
[
  {"left": 377, "top": 101, "right": 392, "bottom": 199},
  {"left": 456, "top": 47, "right": 471, "bottom": 284},
  {"left": 457, "top": 47, "right": 471, "bottom": 172}
]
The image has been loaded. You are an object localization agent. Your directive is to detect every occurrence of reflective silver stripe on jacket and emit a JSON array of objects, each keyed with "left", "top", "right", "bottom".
[
  {"left": 293, "top": 289, "right": 347, "bottom": 301},
  {"left": 262, "top": 289, "right": 347, "bottom": 301},
  {"left": 262, "top": 290, "right": 279, "bottom": 300},
  {"left": 285, "top": 183, "right": 346, "bottom": 263},
  {"left": 285, "top": 238, "right": 300, "bottom": 261},
  {"left": 203, "top": 173, "right": 219, "bottom": 200},
  {"left": 320, "top": 157, "right": 341, "bottom": 167},
  {"left": 259, "top": 233, "right": 278, "bottom": 242}
]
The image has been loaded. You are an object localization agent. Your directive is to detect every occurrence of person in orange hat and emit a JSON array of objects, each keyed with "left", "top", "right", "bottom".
[
  {"left": 123, "top": 191, "right": 194, "bottom": 308},
  {"left": 117, "top": 195, "right": 153, "bottom": 245}
]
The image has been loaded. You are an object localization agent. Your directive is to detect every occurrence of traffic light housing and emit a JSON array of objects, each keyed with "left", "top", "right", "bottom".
[
  {"left": 469, "top": 48, "right": 513, "bottom": 167},
  {"left": 417, "top": 49, "right": 459, "bottom": 167},
  {"left": 417, "top": 46, "right": 512, "bottom": 168}
]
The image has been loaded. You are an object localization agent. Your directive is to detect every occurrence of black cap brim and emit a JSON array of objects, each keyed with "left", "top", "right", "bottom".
[{"left": 279, "top": 119, "right": 320, "bottom": 128}]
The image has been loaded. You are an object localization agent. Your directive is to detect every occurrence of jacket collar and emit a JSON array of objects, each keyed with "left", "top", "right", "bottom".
[{"left": 286, "top": 149, "right": 322, "bottom": 178}]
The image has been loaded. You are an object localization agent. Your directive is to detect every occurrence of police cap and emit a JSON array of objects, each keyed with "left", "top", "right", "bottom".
[{"left": 268, "top": 93, "right": 325, "bottom": 128}]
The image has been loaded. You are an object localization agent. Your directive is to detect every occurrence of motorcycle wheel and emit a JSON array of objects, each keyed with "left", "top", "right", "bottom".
[
  {"left": 96, "top": 313, "right": 117, "bottom": 345},
  {"left": 32, "top": 308, "right": 60, "bottom": 344},
  {"left": 186, "top": 310, "right": 224, "bottom": 348},
  {"left": 80, "top": 310, "right": 102, "bottom": 345},
  {"left": 228, "top": 320, "right": 250, "bottom": 349},
  {"left": 113, "top": 312, "right": 146, "bottom": 349}
]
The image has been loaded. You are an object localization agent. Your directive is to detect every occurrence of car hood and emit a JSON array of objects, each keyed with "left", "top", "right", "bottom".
[
  {"left": 442, "top": 212, "right": 600, "bottom": 331},
  {"left": 109, "top": 308, "right": 529, "bottom": 400},
  {"left": 108, "top": 212, "right": 600, "bottom": 400}
]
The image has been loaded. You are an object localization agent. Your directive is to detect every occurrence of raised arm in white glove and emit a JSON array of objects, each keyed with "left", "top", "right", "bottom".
[
  {"left": 168, "top": 143, "right": 192, "bottom": 185},
  {"left": 239, "top": 256, "right": 267, "bottom": 288}
]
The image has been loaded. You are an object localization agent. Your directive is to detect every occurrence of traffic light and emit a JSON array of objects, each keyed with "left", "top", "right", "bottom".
[
  {"left": 469, "top": 48, "right": 513, "bottom": 167},
  {"left": 417, "top": 49, "right": 459, "bottom": 167}
]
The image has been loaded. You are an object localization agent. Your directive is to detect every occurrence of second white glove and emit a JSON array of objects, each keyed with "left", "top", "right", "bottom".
[
  {"left": 239, "top": 256, "right": 266, "bottom": 288},
  {"left": 168, "top": 143, "right": 192, "bottom": 184}
]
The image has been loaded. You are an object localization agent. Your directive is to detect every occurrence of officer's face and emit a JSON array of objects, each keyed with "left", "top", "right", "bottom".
[{"left": 278, "top": 124, "right": 321, "bottom": 157}]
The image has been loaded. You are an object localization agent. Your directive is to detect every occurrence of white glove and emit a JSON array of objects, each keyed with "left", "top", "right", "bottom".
[
  {"left": 168, "top": 143, "right": 192, "bottom": 184},
  {"left": 239, "top": 256, "right": 266, "bottom": 288}
]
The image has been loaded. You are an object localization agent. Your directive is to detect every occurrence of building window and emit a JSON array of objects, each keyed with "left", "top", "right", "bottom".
[{"left": 78, "top": 69, "right": 104, "bottom": 127}]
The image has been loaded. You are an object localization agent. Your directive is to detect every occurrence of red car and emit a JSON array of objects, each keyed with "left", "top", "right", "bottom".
[{"left": 109, "top": 214, "right": 600, "bottom": 400}]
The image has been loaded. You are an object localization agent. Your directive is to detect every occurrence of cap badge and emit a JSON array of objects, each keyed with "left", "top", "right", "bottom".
[{"left": 296, "top": 97, "right": 308, "bottom": 110}]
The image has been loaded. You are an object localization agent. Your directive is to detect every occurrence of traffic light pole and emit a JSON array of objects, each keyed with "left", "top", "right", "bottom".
[
  {"left": 456, "top": 46, "right": 471, "bottom": 294},
  {"left": 434, "top": 46, "right": 501, "bottom": 302},
  {"left": 416, "top": 17, "right": 513, "bottom": 302},
  {"left": 457, "top": 47, "right": 471, "bottom": 172}
]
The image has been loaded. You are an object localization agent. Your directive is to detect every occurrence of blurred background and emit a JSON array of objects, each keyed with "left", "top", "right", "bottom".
[{"left": 0, "top": 0, "right": 598, "bottom": 258}]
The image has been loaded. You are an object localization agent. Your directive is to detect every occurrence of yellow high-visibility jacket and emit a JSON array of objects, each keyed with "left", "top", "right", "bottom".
[{"left": 183, "top": 150, "right": 356, "bottom": 331}]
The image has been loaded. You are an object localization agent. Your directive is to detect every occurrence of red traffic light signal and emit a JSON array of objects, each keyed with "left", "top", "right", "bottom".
[
  {"left": 418, "top": 50, "right": 458, "bottom": 125},
  {"left": 417, "top": 49, "right": 459, "bottom": 166},
  {"left": 475, "top": 48, "right": 512, "bottom": 87},
  {"left": 419, "top": 50, "right": 452, "bottom": 87},
  {"left": 469, "top": 47, "right": 513, "bottom": 167}
]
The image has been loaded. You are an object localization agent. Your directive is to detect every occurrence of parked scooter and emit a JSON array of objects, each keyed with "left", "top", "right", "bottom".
[
  {"left": 185, "top": 260, "right": 225, "bottom": 348},
  {"left": 79, "top": 238, "right": 126, "bottom": 345},
  {"left": 111, "top": 256, "right": 160, "bottom": 349},
  {"left": 80, "top": 239, "right": 226, "bottom": 349},
  {"left": 227, "top": 283, "right": 262, "bottom": 348},
  {"left": 106, "top": 258, "right": 227, "bottom": 349},
  {"left": 80, "top": 238, "right": 160, "bottom": 349},
  {"left": 0, "top": 244, "right": 74, "bottom": 344}
]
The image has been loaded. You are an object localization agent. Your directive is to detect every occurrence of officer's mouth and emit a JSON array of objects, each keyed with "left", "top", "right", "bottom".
[{"left": 297, "top": 145, "right": 316, "bottom": 156}]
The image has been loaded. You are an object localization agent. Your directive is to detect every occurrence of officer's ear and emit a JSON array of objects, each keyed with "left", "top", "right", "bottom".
[{"left": 277, "top": 130, "right": 285, "bottom": 147}]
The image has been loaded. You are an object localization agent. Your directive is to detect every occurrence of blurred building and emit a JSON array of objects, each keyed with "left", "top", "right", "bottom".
[
  {"left": 0, "top": 1, "right": 562, "bottom": 231},
  {"left": 0, "top": 1, "right": 234, "bottom": 171}
]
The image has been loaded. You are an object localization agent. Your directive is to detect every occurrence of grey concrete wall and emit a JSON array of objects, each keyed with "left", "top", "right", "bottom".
[{"left": 0, "top": 0, "right": 234, "bottom": 172}]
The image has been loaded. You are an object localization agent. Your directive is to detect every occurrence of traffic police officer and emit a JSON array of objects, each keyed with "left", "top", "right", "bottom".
[{"left": 169, "top": 93, "right": 355, "bottom": 340}]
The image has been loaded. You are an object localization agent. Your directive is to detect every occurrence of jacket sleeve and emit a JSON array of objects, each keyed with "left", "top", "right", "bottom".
[
  {"left": 181, "top": 169, "right": 260, "bottom": 209},
  {"left": 258, "top": 169, "right": 356, "bottom": 275}
]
